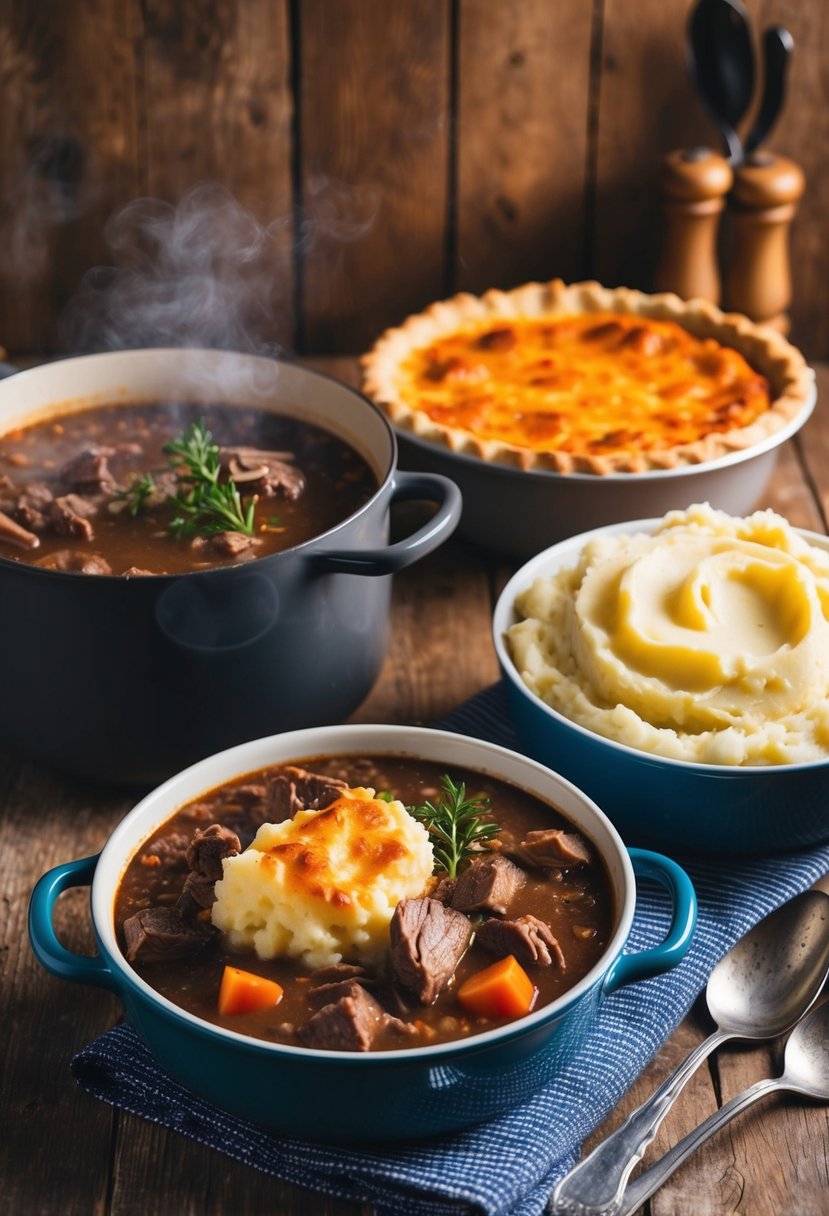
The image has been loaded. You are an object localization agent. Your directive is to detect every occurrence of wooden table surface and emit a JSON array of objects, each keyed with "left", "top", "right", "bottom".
[{"left": 2, "top": 358, "right": 828, "bottom": 1216}]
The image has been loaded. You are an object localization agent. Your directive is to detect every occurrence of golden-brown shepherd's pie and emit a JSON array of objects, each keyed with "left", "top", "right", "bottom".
[{"left": 361, "top": 280, "right": 813, "bottom": 474}]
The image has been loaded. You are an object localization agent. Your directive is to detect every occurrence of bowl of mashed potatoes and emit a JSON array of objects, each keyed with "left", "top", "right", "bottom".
[{"left": 494, "top": 503, "right": 829, "bottom": 854}]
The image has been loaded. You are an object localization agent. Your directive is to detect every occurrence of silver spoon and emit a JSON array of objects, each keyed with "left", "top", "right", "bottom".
[
  {"left": 550, "top": 889, "right": 829, "bottom": 1216},
  {"left": 615, "top": 997, "right": 829, "bottom": 1216}
]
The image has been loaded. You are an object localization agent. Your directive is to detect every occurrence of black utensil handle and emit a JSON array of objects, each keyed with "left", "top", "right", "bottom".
[
  {"left": 745, "top": 26, "right": 794, "bottom": 154},
  {"left": 686, "top": 0, "right": 756, "bottom": 164}
]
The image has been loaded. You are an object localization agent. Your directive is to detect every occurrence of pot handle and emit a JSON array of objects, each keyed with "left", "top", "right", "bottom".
[
  {"left": 28, "top": 855, "right": 119, "bottom": 992},
  {"left": 602, "top": 848, "right": 697, "bottom": 994},
  {"left": 311, "top": 471, "right": 462, "bottom": 576}
]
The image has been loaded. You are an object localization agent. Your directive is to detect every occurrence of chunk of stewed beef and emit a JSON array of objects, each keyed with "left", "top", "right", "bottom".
[
  {"left": 390, "top": 897, "right": 472, "bottom": 1005},
  {"left": 47, "top": 493, "right": 97, "bottom": 540},
  {"left": 307, "top": 975, "right": 378, "bottom": 1011},
  {"left": 476, "top": 914, "right": 566, "bottom": 970},
  {"left": 308, "top": 961, "right": 369, "bottom": 985},
  {"left": 450, "top": 854, "right": 526, "bottom": 916},
  {"left": 186, "top": 823, "right": 241, "bottom": 880},
  {"left": 430, "top": 875, "right": 457, "bottom": 905},
  {"left": 59, "top": 445, "right": 116, "bottom": 492},
  {"left": 296, "top": 982, "right": 414, "bottom": 1051},
  {"left": 191, "top": 530, "right": 261, "bottom": 559},
  {"left": 33, "top": 549, "right": 112, "bottom": 575},
  {"left": 266, "top": 766, "right": 348, "bottom": 822},
  {"left": 518, "top": 829, "right": 591, "bottom": 868},
  {"left": 122, "top": 906, "right": 209, "bottom": 963},
  {"left": 220, "top": 446, "right": 306, "bottom": 501},
  {"left": 12, "top": 483, "right": 54, "bottom": 531},
  {"left": 176, "top": 823, "right": 241, "bottom": 916}
]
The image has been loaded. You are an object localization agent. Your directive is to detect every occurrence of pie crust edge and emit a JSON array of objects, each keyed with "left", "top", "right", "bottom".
[{"left": 360, "top": 279, "right": 815, "bottom": 474}]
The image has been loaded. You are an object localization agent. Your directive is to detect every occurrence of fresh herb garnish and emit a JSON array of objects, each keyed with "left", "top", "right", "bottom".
[
  {"left": 407, "top": 775, "right": 499, "bottom": 877},
  {"left": 164, "top": 419, "right": 256, "bottom": 538},
  {"left": 115, "top": 470, "right": 157, "bottom": 517}
]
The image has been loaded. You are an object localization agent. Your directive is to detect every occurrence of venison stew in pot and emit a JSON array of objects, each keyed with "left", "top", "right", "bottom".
[
  {"left": 114, "top": 755, "right": 614, "bottom": 1051},
  {"left": 0, "top": 401, "right": 378, "bottom": 575},
  {"left": 0, "top": 352, "right": 462, "bottom": 783}
]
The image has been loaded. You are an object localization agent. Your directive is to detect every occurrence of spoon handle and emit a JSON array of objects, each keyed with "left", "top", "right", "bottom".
[
  {"left": 614, "top": 1076, "right": 781, "bottom": 1216},
  {"left": 744, "top": 26, "right": 794, "bottom": 154},
  {"left": 550, "top": 1028, "right": 731, "bottom": 1215}
]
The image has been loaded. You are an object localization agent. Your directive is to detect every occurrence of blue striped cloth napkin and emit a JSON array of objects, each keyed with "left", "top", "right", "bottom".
[{"left": 71, "top": 682, "right": 829, "bottom": 1216}]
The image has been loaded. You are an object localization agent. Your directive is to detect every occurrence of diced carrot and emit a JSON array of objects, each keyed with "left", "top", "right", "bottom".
[
  {"left": 456, "top": 955, "right": 537, "bottom": 1020},
  {"left": 217, "top": 965, "right": 283, "bottom": 1016}
]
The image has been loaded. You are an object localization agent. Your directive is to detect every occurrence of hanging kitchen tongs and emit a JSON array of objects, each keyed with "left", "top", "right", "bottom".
[{"left": 686, "top": 0, "right": 794, "bottom": 165}]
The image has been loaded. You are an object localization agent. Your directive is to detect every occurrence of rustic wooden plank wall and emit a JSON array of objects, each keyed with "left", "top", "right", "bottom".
[{"left": 0, "top": 0, "right": 825, "bottom": 360}]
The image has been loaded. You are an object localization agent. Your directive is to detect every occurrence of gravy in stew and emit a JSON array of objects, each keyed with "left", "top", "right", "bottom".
[
  {"left": 114, "top": 756, "right": 615, "bottom": 1052},
  {"left": 0, "top": 402, "right": 377, "bottom": 575}
]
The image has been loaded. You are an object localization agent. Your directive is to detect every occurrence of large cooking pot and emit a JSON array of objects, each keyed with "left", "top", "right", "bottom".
[{"left": 0, "top": 350, "right": 461, "bottom": 783}]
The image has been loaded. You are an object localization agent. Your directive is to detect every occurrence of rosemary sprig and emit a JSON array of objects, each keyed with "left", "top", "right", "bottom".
[
  {"left": 164, "top": 419, "right": 256, "bottom": 537},
  {"left": 407, "top": 775, "right": 500, "bottom": 878}
]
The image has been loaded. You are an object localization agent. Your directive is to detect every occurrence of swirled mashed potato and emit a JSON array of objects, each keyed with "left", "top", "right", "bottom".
[
  {"left": 211, "top": 787, "right": 434, "bottom": 968},
  {"left": 507, "top": 504, "right": 829, "bottom": 765}
]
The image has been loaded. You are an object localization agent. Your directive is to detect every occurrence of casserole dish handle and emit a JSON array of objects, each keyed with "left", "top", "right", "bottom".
[
  {"left": 29, "top": 856, "right": 119, "bottom": 991},
  {"left": 603, "top": 848, "right": 697, "bottom": 994},
  {"left": 312, "top": 471, "right": 462, "bottom": 575}
]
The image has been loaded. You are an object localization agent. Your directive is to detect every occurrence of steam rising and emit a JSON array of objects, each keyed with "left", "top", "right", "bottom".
[{"left": 61, "top": 184, "right": 289, "bottom": 356}]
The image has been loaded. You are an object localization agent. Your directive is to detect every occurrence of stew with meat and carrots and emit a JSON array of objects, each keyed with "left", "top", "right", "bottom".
[
  {"left": 0, "top": 402, "right": 377, "bottom": 575},
  {"left": 114, "top": 756, "right": 615, "bottom": 1052}
]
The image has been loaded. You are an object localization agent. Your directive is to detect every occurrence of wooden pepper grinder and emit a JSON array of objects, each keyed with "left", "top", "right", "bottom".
[
  {"left": 654, "top": 147, "right": 733, "bottom": 304},
  {"left": 724, "top": 151, "right": 805, "bottom": 333}
]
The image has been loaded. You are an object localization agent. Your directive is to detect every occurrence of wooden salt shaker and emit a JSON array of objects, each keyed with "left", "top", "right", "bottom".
[
  {"left": 654, "top": 147, "right": 733, "bottom": 304},
  {"left": 724, "top": 152, "right": 805, "bottom": 333}
]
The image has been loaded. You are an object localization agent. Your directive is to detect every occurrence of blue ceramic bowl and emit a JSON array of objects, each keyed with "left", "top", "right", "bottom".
[
  {"left": 493, "top": 522, "right": 829, "bottom": 857},
  {"left": 28, "top": 724, "right": 696, "bottom": 1142}
]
